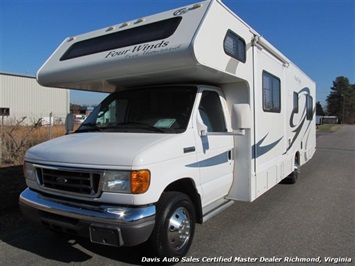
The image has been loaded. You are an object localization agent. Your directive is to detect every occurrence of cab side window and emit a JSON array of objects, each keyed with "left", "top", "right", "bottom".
[{"left": 199, "top": 91, "right": 226, "bottom": 132}]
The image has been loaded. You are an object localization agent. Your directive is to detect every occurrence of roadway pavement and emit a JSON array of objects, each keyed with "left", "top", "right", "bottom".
[{"left": 0, "top": 125, "right": 354, "bottom": 265}]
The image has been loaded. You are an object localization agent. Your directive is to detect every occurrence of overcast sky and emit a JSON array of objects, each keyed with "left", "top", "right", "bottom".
[{"left": 1, "top": 0, "right": 354, "bottom": 106}]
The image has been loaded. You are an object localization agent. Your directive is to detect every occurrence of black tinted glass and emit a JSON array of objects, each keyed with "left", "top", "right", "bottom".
[{"left": 61, "top": 17, "right": 182, "bottom": 61}]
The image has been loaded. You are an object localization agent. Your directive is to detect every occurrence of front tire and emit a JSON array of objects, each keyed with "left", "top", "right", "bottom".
[{"left": 149, "top": 192, "right": 196, "bottom": 259}]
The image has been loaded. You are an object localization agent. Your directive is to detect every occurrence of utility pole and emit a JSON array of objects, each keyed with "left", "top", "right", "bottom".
[{"left": 0, "top": 108, "right": 10, "bottom": 163}]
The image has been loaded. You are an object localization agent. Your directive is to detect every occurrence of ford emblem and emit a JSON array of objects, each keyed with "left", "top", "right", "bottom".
[{"left": 56, "top": 177, "right": 68, "bottom": 184}]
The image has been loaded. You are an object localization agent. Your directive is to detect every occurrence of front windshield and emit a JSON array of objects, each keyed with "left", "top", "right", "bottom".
[{"left": 77, "top": 86, "right": 197, "bottom": 133}]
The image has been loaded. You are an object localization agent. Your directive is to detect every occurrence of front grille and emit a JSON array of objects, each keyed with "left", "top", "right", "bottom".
[{"left": 36, "top": 166, "right": 102, "bottom": 197}]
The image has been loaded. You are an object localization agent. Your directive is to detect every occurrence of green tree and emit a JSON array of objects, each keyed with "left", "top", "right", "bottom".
[
  {"left": 316, "top": 101, "right": 325, "bottom": 116},
  {"left": 326, "top": 76, "right": 355, "bottom": 123}
]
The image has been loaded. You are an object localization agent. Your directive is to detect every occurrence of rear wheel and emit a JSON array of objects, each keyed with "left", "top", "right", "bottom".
[
  {"left": 285, "top": 158, "right": 300, "bottom": 184},
  {"left": 148, "top": 192, "right": 196, "bottom": 259}
]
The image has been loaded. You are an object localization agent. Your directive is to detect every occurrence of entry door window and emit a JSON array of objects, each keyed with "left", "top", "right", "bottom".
[{"left": 198, "top": 91, "right": 226, "bottom": 132}]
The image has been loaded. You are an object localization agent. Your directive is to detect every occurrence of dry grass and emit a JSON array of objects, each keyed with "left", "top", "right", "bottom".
[{"left": 1, "top": 119, "right": 68, "bottom": 165}]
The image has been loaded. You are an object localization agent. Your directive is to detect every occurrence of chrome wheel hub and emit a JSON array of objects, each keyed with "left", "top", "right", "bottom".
[{"left": 167, "top": 207, "right": 191, "bottom": 250}]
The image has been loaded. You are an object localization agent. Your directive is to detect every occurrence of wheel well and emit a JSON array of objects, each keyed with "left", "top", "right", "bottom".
[{"left": 164, "top": 178, "right": 203, "bottom": 224}]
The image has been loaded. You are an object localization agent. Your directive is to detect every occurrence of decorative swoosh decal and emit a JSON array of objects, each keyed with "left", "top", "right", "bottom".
[
  {"left": 284, "top": 115, "right": 306, "bottom": 155},
  {"left": 253, "top": 87, "right": 314, "bottom": 159},
  {"left": 284, "top": 87, "right": 314, "bottom": 155},
  {"left": 186, "top": 151, "right": 229, "bottom": 168},
  {"left": 252, "top": 134, "right": 283, "bottom": 159}
]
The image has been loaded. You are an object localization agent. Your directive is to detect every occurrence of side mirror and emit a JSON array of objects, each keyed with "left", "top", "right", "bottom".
[
  {"left": 65, "top": 113, "right": 74, "bottom": 134},
  {"left": 232, "top": 104, "right": 251, "bottom": 130}
]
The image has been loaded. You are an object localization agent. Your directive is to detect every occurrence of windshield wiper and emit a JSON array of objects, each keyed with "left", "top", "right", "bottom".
[
  {"left": 115, "top": 122, "right": 165, "bottom": 133},
  {"left": 76, "top": 122, "right": 165, "bottom": 133}
]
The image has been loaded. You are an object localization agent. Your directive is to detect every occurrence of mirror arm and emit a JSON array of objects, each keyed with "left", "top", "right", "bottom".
[{"left": 204, "top": 130, "right": 246, "bottom": 136}]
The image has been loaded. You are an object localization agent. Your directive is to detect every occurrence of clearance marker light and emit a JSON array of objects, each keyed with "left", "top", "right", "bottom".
[
  {"left": 120, "top": 22, "right": 130, "bottom": 28},
  {"left": 106, "top": 26, "right": 115, "bottom": 32},
  {"left": 135, "top": 18, "right": 145, "bottom": 24},
  {"left": 192, "top": 3, "right": 203, "bottom": 9}
]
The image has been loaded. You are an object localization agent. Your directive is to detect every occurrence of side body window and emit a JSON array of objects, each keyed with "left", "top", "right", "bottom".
[
  {"left": 306, "top": 94, "right": 313, "bottom": 120},
  {"left": 262, "top": 71, "right": 281, "bottom": 113},
  {"left": 198, "top": 91, "right": 226, "bottom": 132},
  {"left": 224, "top": 30, "right": 246, "bottom": 63},
  {"left": 293, "top": 92, "right": 299, "bottom": 113}
]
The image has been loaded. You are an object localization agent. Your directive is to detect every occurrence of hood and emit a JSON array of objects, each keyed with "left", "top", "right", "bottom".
[{"left": 25, "top": 132, "right": 173, "bottom": 168}]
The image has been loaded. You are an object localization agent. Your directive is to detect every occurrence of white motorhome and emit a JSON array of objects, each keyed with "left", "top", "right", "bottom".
[{"left": 20, "top": 0, "right": 316, "bottom": 259}]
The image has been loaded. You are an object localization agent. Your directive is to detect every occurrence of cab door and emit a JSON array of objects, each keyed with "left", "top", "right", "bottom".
[{"left": 194, "top": 87, "right": 234, "bottom": 207}]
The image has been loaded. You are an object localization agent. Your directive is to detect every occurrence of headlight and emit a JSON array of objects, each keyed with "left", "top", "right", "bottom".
[
  {"left": 103, "top": 171, "right": 131, "bottom": 193},
  {"left": 23, "top": 162, "right": 36, "bottom": 181},
  {"left": 102, "top": 170, "right": 150, "bottom": 194}
]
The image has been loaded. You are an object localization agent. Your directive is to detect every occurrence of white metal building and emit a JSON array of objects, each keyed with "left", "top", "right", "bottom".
[{"left": 0, "top": 72, "right": 70, "bottom": 124}]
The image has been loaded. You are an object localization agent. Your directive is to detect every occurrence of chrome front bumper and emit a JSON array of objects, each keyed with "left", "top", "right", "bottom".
[{"left": 19, "top": 188, "right": 156, "bottom": 247}]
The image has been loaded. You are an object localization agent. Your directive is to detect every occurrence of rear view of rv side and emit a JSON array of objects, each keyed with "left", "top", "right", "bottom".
[{"left": 19, "top": 0, "right": 316, "bottom": 259}]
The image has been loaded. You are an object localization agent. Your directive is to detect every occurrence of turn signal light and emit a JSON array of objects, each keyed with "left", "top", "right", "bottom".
[{"left": 131, "top": 170, "right": 150, "bottom": 194}]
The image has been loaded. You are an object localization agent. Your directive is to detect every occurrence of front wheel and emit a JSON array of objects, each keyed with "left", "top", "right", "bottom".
[{"left": 148, "top": 192, "right": 196, "bottom": 259}]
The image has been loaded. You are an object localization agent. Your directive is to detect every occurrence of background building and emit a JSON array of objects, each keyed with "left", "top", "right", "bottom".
[{"left": 0, "top": 72, "right": 70, "bottom": 125}]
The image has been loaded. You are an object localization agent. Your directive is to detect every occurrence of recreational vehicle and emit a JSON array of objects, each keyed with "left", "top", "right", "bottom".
[{"left": 20, "top": 0, "right": 316, "bottom": 259}]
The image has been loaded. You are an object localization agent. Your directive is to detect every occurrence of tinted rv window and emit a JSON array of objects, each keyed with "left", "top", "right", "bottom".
[
  {"left": 293, "top": 92, "right": 299, "bottom": 113},
  {"left": 262, "top": 71, "right": 281, "bottom": 113},
  {"left": 306, "top": 94, "right": 313, "bottom": 120},
  {"left": 60, "top": 17, "right": 182, "bottom": 61},
  {"left": 223, "top": 30, "right": 246, "bottom": 63}
]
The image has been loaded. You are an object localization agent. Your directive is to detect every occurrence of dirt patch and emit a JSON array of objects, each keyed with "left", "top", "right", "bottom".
[{"left": 0, "top": 165, "right": 28, "bottom": 237}]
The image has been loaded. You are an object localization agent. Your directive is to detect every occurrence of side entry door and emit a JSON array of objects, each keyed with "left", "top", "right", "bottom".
[{"left": 195, "top": 88, "right": 234, "bottom": 207}]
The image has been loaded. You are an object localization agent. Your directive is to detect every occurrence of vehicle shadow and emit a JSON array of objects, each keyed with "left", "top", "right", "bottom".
[{"left": 0, "top": 165, "right": 151, "bottom": 265}]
